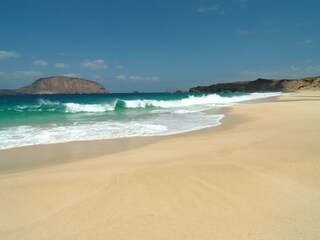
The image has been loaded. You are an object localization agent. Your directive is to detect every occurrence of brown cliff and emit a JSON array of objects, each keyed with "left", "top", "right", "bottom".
[{"left": 189, "top": 77, "right": 320, "bottom": 93}]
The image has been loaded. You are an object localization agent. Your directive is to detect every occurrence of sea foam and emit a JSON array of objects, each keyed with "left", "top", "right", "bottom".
[
  {"left": 0, "top": 92, "right": 285, "bottom": 149},
  {"left": 116, "top": 92, "right": 283, "bottom": 110},
  {"left": 64, "top": 102, "right": 116, "bottom": 113}
]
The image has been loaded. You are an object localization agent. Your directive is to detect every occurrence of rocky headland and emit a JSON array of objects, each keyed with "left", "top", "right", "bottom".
[
  {"left": 0, "top": 76, "right": 108, "bottom": 95},
  {"left": 189, "top": 76, "right": 320, "bottom": 93}
]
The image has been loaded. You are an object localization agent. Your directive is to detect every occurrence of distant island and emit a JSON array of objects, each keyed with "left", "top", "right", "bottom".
[
  {"left": 189, "top": 76, "right": 320, "bottom": 93},
  {"left": 0, "top": 76, "right": 108, "bottom": 95}
]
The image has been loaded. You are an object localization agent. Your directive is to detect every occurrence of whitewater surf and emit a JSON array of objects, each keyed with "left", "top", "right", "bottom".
[{"left": 0, "top": 92, "right": 284, "bottom": 149}]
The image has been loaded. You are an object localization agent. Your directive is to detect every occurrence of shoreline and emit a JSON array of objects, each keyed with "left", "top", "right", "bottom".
[
  {"left": 0, "top": 91, "right": 319, "bottom": 239},
  {"left": 0, "top": 95, "right": 280, "bottom": 173}
]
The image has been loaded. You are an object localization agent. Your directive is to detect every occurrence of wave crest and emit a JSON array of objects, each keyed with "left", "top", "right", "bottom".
[
  {"left": 14, "top": 99, "right": 61, "bottom": 112},
  {"left": 7, "top": 92, "right": 284, "bottom": 114},
  {"left": 64, "top": 102, "right": 116, "bottom": 113},
  {"left": 121, "top": 93, "right": 282, "bottom": 109}
]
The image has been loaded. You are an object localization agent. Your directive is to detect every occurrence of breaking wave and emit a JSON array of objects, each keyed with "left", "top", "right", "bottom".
[
  {"left": 64, "top": 102, "right": 116, "bottom": 113},
  {"left": 4, "top": 92, "right": 283, "bottom": 114},
  {"left": 0, "top": 92, "right": 286, "bottom": 150}
]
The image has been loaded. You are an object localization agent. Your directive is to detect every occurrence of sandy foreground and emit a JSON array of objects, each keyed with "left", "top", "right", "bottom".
[{"left": 0, "top": 92, "right": 320, "bottom": 240}]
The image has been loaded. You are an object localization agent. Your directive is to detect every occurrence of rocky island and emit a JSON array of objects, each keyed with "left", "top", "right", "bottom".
[
  {"left": 189, "top": 76, "right": 320, "bottom": 93},
  {"left": 0, "top": 76, "right": 108, "bottom": 95}
]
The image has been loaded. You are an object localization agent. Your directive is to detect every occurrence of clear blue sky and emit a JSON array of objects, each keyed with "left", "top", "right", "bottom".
[{"left": 0, "top": 0, "right": 319, "bottom": 92}]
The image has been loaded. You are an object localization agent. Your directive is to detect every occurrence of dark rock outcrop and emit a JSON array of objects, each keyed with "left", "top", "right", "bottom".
[
  {"left": 189, "top": 77, "right": 320, "bottom": 93},
  {"left": 0, "top": 89, "right": 18, "bottom": 95},
  {"left": 1, "top": 76, "right": 108, "bottom": 95}
]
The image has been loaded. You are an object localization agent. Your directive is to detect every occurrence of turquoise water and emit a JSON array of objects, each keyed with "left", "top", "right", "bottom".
[{"left": 0, "top": 92, "right": 283, "bottom": 149}]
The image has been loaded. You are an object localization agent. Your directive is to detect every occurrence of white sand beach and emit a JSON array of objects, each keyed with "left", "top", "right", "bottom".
[{"left": 0, "top": 92, "right": 319, "bottom": 240}]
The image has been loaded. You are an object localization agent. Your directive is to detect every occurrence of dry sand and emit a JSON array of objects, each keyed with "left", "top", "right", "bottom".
[{"left": 0, "top": 92, "right": 319, "bottom": 240}]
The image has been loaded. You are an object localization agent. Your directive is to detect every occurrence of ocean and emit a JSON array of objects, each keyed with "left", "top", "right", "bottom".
[{"left": 0, "top": 92, "right": 283, "bottom": 150}]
